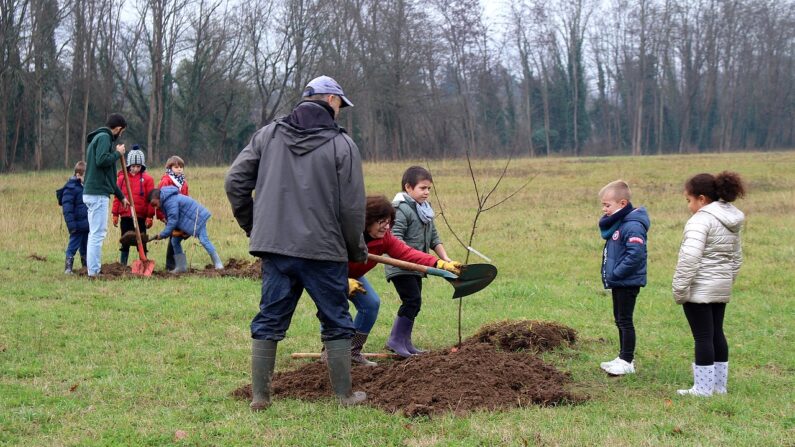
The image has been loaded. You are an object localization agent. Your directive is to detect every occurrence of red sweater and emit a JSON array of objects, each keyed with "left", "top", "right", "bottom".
[
  {"left": 348, "top": 230, "right": 438, "bottom": 279},
  {"left": 156, "top": 173, "right": 189, "bottom": 221},
  {"left": 112, "top": 170, "right": 155, "bottom": 218}
]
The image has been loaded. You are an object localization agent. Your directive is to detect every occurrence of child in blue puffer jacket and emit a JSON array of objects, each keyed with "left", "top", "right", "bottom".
[
  {"left": 598, "top": 180, "right": 650, "bottom": 376},
  {"left": 147, "top": 186, "right": 223, "bottom": 272},
  {"left": 60, "top": 161, "right": 90, "bottom": 274}
]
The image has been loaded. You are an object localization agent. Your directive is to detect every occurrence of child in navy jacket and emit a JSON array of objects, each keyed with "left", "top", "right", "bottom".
[
  {"left": 598, "top": 180, "right": 650, "bottom": 376},
  {"left": 60, "top": 161, "right": 89, "bottom": 274}
]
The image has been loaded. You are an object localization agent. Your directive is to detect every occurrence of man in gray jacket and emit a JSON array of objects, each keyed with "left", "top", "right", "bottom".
[{"left": 225, "top": 75, "right": 368, "bottom": 410}]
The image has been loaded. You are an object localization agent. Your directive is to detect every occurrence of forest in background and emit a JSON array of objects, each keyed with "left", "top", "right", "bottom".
[{"left": 1, "top": 0, "right": 793, "bottom": 171}]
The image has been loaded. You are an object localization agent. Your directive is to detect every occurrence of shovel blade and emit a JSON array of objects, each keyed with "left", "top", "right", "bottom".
[
  {"left": 131, "top": 259, "right": 155, "bottom": 277},
  {"left": 447, "top": 263, "right": 498, "bottom": 299}
]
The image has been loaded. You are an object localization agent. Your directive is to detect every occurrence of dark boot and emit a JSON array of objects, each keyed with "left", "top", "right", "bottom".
[
  {"left": 165, "top": 240, "right": 175, "bottom": 270},
  {"left": 404, "top": 319, "right": 426, "bottom": 354},
  {"left": 250, "top": 339, "right": 277, "bottom": 411},
  {"left": 120, "top": 251, "right": 129, "bottom": 266},
  {"left": 385, "top": 316, "right": 414, "bottom": 358},
  {"left": 351, "top": 332, "right": 377, "bottom": 366},
  {"left": 325, "top": 338, "right": 366, "bottom": 405},
  {"left": 64, "top": 257, "right": 74, "bottom": 274},
  {"left": 80, "top": 257, "right": 87, "bottom": 268}
]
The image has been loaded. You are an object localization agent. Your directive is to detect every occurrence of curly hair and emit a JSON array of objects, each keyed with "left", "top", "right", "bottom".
[
  {"left": 685, "top": 171, "right": 746, "bottom": 203},
  {"left": 365, "top": 195, "right": 395, "bottom": 228}
]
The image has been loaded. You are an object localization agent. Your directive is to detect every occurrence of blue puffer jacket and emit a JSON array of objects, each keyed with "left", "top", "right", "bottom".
[
  {"left": 158, "top": 186, "right": 211, "bottom": 239},
  {"left": 602, "top": 207, "right": 650, "bottom": 288},
  {"left": 62, "top": 177, "right": 89, "bottom": 233}
]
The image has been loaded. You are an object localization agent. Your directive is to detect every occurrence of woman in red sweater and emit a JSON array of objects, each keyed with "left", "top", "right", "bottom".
[{"left": 342, "top": 195, "right": 461, "bottom": 365}]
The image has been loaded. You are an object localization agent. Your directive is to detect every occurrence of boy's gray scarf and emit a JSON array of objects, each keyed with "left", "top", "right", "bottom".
[{"left": 393, "top": 192, "right": 435, "bottom": 224}]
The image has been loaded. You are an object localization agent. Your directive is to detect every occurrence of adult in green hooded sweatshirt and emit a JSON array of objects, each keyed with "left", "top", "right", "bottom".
[{"left": 83, "top": 113, "right": 130, "bottom": 277}]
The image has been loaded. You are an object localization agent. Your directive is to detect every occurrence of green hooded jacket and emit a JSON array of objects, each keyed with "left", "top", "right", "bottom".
[
  {"left": 385, "top": 192, "right": 442, "bottom": 280},
  {"left": 83, "top": 128, "right": 124, "bottom": 200}
]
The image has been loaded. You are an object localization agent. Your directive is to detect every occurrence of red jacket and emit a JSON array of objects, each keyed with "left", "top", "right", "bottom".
[
  {"left": 156, "top": 173, "right": 189, "bottom": 221},
  {"left": 112, "top": 170, "right": 155, "bottom": 218},
  {"left": 348, "top": 230, "right": 438, "bottom": 279}
]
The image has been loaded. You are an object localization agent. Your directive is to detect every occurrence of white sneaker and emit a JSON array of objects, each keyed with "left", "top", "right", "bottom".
[
  {"left": 600, "top": 357, "right": 622, "bottom": 370},
  {"left": 604, "top": 359, "right": 635, "bottom": 376}
]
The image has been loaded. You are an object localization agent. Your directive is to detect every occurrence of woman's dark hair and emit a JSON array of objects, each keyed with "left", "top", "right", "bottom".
[
  {"left": 685, "top": 171, "right": 746, "bottom": 203},
  {"left": 148, "top": 188, "right": 160, "bottom": 202},
  {"left": 365, "top": 195, "right": 395, "bottom": 227},
  {"left": 400, "top": 165, "right": 433, "bottom": 191}
]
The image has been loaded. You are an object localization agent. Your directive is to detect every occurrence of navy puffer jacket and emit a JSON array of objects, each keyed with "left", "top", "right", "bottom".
[
  {"left": 61, "top": 177, "right": 89, "bottom": 233},
  {"left": 157, "top": 186, "right": 212, "bottom": 239},
  {"left": 601, "top": 207, "right": 650, "bottom": 288}
]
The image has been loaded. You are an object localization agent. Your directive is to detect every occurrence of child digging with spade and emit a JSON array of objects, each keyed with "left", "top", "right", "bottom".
[
  {"left": 385, "top": 166, "right": 461, "bottom": 357},
  {"left": 147, "top": 186, "right": 224, "bottom": 272},
  {"left": 321, "top": 195, "right": 462, "bottom": 365},
  {"left": 112, "top": 146, "right": 155, "bottom": 266},
  {"left": 157, "top": 155, "right": 190, "bottom": 270},
  {"left": 598, "top": 180, "right": 650, "bottom": 376}
]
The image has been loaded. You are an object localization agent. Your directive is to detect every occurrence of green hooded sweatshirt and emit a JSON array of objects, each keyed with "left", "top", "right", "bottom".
[{"left": 83, "top": 127, "right": 125, "bottom": 200}]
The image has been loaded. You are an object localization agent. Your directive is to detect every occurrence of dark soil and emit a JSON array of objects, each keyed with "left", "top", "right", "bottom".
[
  {"left": 70, "top": 258, "right": 262, "bottom": 279},
  {"left": 231, "top": 321, "right": 583, "bottom": 417},
  {"left": 466, "top": 319, "right": 577, "bottom": 353}
]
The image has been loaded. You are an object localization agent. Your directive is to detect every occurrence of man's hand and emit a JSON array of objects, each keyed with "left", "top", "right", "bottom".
[
  {"left": 348, "top": 278, "right": 366, "bottom": 297},
  {"left": 112, "top": 215, "right": 119, "bottom": 227},
  {"left": 116, "top": 144, "right": 126, "bottom": 155},
  {"left": 436, "top": 259, "right": 463, "bottom": 276},
  {"left": 145, "top": 217, "right": 153, "bottom": 228}
]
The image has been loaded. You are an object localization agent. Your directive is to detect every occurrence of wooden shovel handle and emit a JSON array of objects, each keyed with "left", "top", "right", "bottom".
[
  {"left": 119, "top": 152, "right": 147, "bottom": 261},
  {"left": 291, "top": 352, "right": 398, "bottom": 359},
  {"left": 367, "top": 253, "right": 430, "bottom": 274}
]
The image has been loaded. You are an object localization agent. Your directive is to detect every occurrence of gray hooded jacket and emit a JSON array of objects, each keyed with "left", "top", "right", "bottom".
[
  {"left": 672, "top": 201, "right": 744, "bottom": 304},
  {"left": 224, "top": 104, "right": 367, "bottom": 262}
]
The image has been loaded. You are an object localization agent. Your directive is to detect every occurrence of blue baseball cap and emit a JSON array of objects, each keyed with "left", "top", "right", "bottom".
[{"left": 302, "top": 75, "right": 354, "bottom": 108}]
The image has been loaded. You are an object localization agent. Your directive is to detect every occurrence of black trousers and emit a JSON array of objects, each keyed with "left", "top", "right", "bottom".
[
  {"left": 612, "top": 287, "right": 639, "bottom": 363},
  {"left": 683, "top": 302, "right": 728, "bottom": 365},
  {"left": 119, "top": 216, "right": 148, "bottom": 254},
  {"left": 391, "top": 275, "right": 423, "bottom": 321},
  {"left": 165, "top": 237, "right": 175, "bottom": 270}
]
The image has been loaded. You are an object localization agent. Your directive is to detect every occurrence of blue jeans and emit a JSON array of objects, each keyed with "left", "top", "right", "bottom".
[
  {"left": 251, "top": 253, "right": 354, "bottom": 342},
  {"left": 349, "top": 276, "right": 381, "bottom": 333},
  {"left": 83, "top": 194, "right": 109, "bottom": 276},
  {"left": 66, "top": 231, "right": 88, "bottom": 260},
  {"left": 170, "top": 224, "right": 217, "bottom": 259}
]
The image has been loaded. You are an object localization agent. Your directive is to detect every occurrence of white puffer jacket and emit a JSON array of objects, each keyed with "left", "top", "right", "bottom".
[{"left": 672, "top": 201, "right": 744, "bottom": 304}]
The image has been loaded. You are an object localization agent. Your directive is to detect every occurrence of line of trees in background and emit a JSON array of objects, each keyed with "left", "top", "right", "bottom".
[{"left": 1, "top": 0, "right": 793, "bottom": 171}]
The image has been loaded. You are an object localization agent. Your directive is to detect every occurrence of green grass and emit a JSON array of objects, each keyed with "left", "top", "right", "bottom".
[{"left": 1, "top": 153, "right": 793, "bottom": 446}]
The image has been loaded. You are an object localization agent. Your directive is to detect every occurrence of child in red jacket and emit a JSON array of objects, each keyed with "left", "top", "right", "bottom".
[
  {"left": 112, "top": 146, "right": 155, "bottom": 265},
  {"left": 157, "top": 155, "right": 189, "bottom": 270}
]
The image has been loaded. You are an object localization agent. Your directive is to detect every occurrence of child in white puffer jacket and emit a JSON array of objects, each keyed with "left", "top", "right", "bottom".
[{"left": 673, "top": 171, "right": 745, "bottom": 397}]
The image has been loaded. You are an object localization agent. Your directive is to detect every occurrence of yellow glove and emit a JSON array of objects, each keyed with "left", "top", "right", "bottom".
[
  {"left": 436, "top": 259, "right": 463, "bottom": 275},
  {"left": 348, "top": 278, "right": 366, "bottom": 297}
]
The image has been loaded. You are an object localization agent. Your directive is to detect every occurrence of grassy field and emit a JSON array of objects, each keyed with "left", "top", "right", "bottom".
[{"left": 1, "top": 153, "right": 793, "bottom": 446}]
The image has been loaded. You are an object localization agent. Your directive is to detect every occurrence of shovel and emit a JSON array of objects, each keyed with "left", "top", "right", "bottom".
[
  {"left": 120, "top": 153, "right": 155, "bottom": 276},
  {"left": 367, "top": 254, "right": 497, "bottom": 298}
]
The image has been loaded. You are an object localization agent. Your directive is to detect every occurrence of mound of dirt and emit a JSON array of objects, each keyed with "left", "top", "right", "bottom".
[
  {"left": 231, "top": 321, "right": 583, "bottom": 417},
  {"left": 465, "top": 320, "right": 577, "bottom": 353},
  {"left": 70, "top": 258, "right": 262, "bottom": 280}
]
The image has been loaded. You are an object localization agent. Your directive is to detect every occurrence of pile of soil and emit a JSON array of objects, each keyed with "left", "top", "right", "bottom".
[
  {"left": 71, "top": 258, "right": 262, "bottom": 280},
  {"left": 465, "top": 319, "right": 577, "bottom": 352},
  {"left": 231, "top": 321, "right": 583, "bottom": 417}
]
